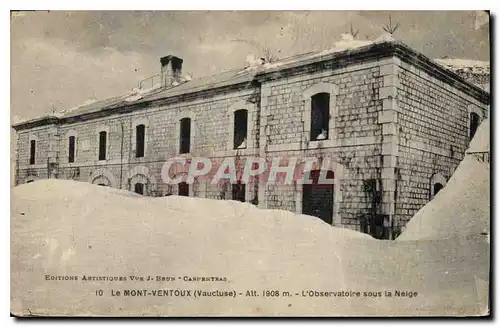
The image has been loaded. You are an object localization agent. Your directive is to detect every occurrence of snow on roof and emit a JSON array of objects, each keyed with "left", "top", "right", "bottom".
[
  {"left": 11, "top": 179, "right": 489, "bottom": 316},
  {"left": 434, "top": 58, "right": 490, "bottom": 74},
  {"left": 15, "top": 35, "right": 489, "bottom": 126},
  {"left": 467, "top": 118, "right": 490, "bottom": 153}
]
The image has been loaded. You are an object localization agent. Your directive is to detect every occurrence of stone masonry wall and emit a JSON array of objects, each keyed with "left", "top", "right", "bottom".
[
  {"left": 393, "top": 58, "right": 489, "bottom": 236},
  {"left": 16, "top": 125, "right": 55, "bottom": 184},
  {"left": 18, "top": 87, "right": 261, "bottom": 201},
  {"left": 259, "top": 58, "right": 392, "bottom": 232}
]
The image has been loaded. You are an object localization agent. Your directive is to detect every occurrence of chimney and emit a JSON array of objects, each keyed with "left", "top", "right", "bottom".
[{"left": 160, "top": 55, "right": 183, "bottom": 87}]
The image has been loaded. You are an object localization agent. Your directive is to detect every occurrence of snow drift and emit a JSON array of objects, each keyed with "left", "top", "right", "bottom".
[
  {"left": 11, "top": 180, "right": 489, "bottom": 316},
  {"left": 397, "top": 156, "right": 489, "bottom": 241},
  {"left": 398, "top": 117, "right": 490, "bottom": 242}
]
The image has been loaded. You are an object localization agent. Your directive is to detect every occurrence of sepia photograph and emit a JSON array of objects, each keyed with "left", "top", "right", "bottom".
[{"left": 10, "top": 10, "right": 490, "bottom": 317}]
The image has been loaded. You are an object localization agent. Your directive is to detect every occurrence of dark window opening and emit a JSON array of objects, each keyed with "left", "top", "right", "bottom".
[
  {"left": 179, "top": 118, "right": 191, "bottom": 154},
  {"left": 68, "top": 136, "right": 76, "bottom": 163},
  {"left": 470, "top": 112, "right": 480, "bottom": 141},
  {"left": 98, "top": 131, "right": 107, "bottom": 161},
  {"left": 136, "top": 124, "right": 145, "bottom": 158},
  {"left": 433, "top": 183, "right": 444, "bottom": 196},
  {"left": 233, "top": 109, "right": 248, "bottom": 149},
  {"left": 232, "top": 182, "right": 246, "bottom": 202},
  {"left": 134, "top": 183, "right": 144, "bottom": 195},
  {"left": 98, "top": 183, "right": 106, "bottom": 186},
  {"left": 26, "top": 180, "right": 34, "bottom": 184},
  {"left": 178, "top": 182, "right": 189, "bottom": 196},
  {"left": 29, "top": 140, "right": 36, "bottom": 165},
  {"left": 310, "top": 93, "right": 330, "bottom": 141}
]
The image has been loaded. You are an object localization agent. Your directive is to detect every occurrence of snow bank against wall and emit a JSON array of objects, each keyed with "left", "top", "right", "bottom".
[
  {"left": 397, "top": 156, "right": 489, "bottom": 241},
  {"left": 11, "top": 180, "right": 488, "bottom": 316}
]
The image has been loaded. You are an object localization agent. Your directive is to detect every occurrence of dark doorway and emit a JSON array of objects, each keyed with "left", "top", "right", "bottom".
[
  {"left": 134, "top": 183, "right": 144, "bottom": 195},
  {"left": 232, "top": 182, "right": 246, "bottom": 202},
  {"left": 433, "top": 183, "right": 444, "bottom": 196},
  {"left": 302, "top": 170, "right": 334, "bottom": 224},
  {"left": 178, "top": 182, "right": 189, "bottom": 196}
]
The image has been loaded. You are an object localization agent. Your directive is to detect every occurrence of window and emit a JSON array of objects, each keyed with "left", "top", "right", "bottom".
[
  {"left": 470, "top": 112, "right": 480, "bottom": 141},
  {"left": 178, "top": 182, "right": 189, "bottom": 196},
  {"left": 433, "top": 183, "right": 444, "bottom": 196},
  {"left": 310, "top": 93, "right": 330, "bottom": 141},
  {"left": 98, "top": 131, "right": 107, "bottom": 160},
  {"left": 233, "top": 109, "right": 248, "bottom": 149},
  {"left": 179, "top": 118, "right": 191, "bottom": 154},
  {"left": 134, "top": 183, "right": 144, "bottom": 195},
  {"left": 136, "top": 124, "right": 145, "bottom": 158},
  {"left": 68, "top": 136, "right": 76, "bottom": 163},
  {"left": 29, "top": 140, "right": 36, "bottom": 165},
  {"left": 232, "top": 182, "right": 245, "bottom": 202}
]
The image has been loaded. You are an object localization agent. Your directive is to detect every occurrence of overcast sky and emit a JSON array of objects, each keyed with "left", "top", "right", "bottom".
[{"left": 11, "top": 11, "right": 489, "bottom": 121}]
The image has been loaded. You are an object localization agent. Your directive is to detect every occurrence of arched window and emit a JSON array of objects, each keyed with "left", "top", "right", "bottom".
[
  {"left": 470, "top": 112, "right": 480, "bottom": 141},
  {"left": 136, "top": 124, "right": 145, "bottom": 158},
  {"left": 179, "top": 118, "right": 191, "bottom": 154},
  {"left": 310, "top": 93, "right": 330, "bottom": 141},
  {"left": 430, "top": 173, "right": 447, "bottom": 200},
  {"left": 233, "top": 109, "right": 248, "bottom": 149},
  {"left": 98, "top": 131, "right": 107, "bottom": 160}
]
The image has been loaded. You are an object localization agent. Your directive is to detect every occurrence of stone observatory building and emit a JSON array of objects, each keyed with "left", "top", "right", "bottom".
[{"left": 12, "top": 39, "right": 490, "bottom": 239}]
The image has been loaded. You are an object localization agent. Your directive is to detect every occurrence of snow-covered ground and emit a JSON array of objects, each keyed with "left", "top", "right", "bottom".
[{"left": 11, "top": 176, "right": 489, "bottom": 316}]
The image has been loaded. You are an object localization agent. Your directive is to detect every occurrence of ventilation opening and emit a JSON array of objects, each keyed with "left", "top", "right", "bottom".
[
  {"left": 68, "top": 136, "right": 75, "bottom": 163},
  {"left": 134, "top": 183, "right": 144, "bottom": 195},
  {"left": 136, "top": 124, "right": 145, "bottom": 158},
  {"left": 98, "top": 131, "right": 107, "bottom": 160},
  {"left": 470, "top": 112, "right": 480, "bottom": 141},
  {"left": 232, "top": 182, "right": 246, "bottom": 202},
  {"left": 178, "top": 182, "right": 189, "bottom": 196},
  {"left": 310, "top": 93, "right": 330, "bottom": 141},
  {"left": 29, "top": 140, "right": 36, "bottom": 165},
  {"left": 233, "top": 109, "right": 248, "bottom": 149},
  {"left": 179, "top": 118, "right": 191, "bottom": 154}
]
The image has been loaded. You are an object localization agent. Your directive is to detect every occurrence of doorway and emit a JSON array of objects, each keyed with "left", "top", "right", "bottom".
[{"left": 302, "top": 170, "right": 335, "bottom": 225}]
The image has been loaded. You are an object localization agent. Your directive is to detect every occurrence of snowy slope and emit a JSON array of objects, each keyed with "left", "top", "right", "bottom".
[
  {"left": 397, "top": 156, "right": 489, "bottom": 241},
  {"left": 398, "top": 118, "right": 490, "bottom": 241},
  {"left": 11, "top": 180, "right": 489, "bottom": 316},
  {"left": 467, "top": 118, "right": 490, "bottom": 154}
]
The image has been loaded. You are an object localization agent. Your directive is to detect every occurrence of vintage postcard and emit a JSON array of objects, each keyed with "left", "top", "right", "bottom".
[{"left": 10, "top": 10, "right": 490, "bottom": 317}]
